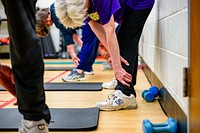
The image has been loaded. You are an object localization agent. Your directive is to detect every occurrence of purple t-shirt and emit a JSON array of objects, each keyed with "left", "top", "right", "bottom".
[{"left": 86, "top": 0, "right": 154, "bottom": 25}]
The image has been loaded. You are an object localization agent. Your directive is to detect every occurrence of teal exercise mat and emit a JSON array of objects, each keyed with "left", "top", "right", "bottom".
[
  {"left": 0, "top": 107, "right": 100, "bottom": 131},
  {"left": 45, "top": 66, "right": 75, "bottom": 71}
]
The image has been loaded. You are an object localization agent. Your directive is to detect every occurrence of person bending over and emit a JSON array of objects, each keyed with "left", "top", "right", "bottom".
[{"left": 55, "top": 0, "right": 155, "bottom": 111}]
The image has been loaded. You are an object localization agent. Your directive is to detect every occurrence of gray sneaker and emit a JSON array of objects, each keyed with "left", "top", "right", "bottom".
[
  {"left": 18, "top": 119, "right": 48, "bottom": 133},
  {"left": 102, "top": 62, "right": 113, "bottom": 70},
  {"left": 62, "top": 69, "right": 85, "bottom": 82},
  {"left": 96, "top": 90, "right": 138, "bottom": 111}
]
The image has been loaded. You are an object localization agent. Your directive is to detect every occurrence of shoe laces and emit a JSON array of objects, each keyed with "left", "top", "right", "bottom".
[
  {"left": 106, "top": 94, "right": 117, "bottom": 103},
  {"left": 68, "top": 69, "right": 81, "bottom": 78},
  {"left": 69, "top": 69, "right": 77, "bottom": 76},
  {"left": 111, "top": 78, "right": 117, "bottom": 84},
  {"left": 19, "top": 119, "right": 28, "bottom": 132}
]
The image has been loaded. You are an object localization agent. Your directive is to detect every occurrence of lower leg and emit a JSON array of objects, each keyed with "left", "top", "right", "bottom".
[
  {"left": 116, "top": 9, "right": 153, "bottom": 97},
  {"left": 2, "top": 0, "right": 51, "bottom": 123}
]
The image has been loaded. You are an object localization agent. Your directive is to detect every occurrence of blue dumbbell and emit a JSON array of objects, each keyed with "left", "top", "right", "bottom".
[
  {"left": 142, "top": 86, "right": 159, "bottom": 102},
  {"left": 142, "top": 118, "right": 177, "bottom": 133}
]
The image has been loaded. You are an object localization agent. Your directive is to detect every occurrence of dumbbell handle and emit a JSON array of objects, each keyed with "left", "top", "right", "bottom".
[
  {"left": 152, "top": 125, "right": 174, "bottom": 133},
  {"left": 151, "top": 123, "right": 168, "bottom": 127},
  {"left": 152, "top": 120, "right": 177, "bottom": 133}
]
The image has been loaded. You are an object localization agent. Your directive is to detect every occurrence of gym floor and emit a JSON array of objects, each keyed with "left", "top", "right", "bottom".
[{"left": 0, "top": 58, "right": 167, "bottom": 133}]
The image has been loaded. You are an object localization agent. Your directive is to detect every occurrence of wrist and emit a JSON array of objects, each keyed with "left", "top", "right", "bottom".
[
  {"left": 70, "top": 52, "right": 77, "bottom": 58},
  {"left": 112, "top": 62, "right": 122, "bottom": 71}
]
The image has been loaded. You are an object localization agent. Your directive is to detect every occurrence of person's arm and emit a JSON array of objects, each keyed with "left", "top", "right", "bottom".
[
  {"left": 88, "top": 16, "right": 132, "bottom": 86},
  {"left": 67, "top": 44, "right": 80, "bottom": 66},
  {"left": 72, "top": 33, "right": 83, "bottom": 47}
]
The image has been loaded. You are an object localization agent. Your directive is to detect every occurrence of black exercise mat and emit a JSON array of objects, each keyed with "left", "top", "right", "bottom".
[
  {"left": 0, "top": 83, "right": 103, "bottom": 91},
  {"left": 0, "top": 107, "right": 99, "bottom": 131},
  {"left": 44, "top": 82, "right": 103, "bottom": 91},
  {"left": 45, "top": 67, "right": 75, "bottom": 71}
]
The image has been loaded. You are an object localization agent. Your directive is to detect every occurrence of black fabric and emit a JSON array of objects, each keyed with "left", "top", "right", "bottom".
[
  {"left": 115, "top": 8, "right": 152, "bottom": 96},
  {"left": 45, "top": 67, "right": 75, "bottom": 71},
  {"left": 1, "top": 0, "right": 51, "bottom": 123},
  {"left": 0, "top": 108, "right": 99, "bottom": 131}
]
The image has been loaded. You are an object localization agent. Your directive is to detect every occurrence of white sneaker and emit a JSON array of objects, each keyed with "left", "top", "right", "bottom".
[
  {"left": 96, "top": 90, "right": 138, "bottom": 111},
  {"left": 84, "top": 70, "right": 94, "bottom": 75},
  {"left": 19, "top": 119, "right": 49, "bottom": 133},
  {"left": 102, "top": 78, "right": 117, "bottom": 89}
]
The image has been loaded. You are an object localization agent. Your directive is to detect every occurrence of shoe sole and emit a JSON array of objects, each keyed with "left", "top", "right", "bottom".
[
  {"left": 84, "top": 72, "right": 94, "bottom": 75},
  {"left": 62, "top": 77, "right": 86, "bottom": 82},
  {"left": 98, "top": 103, "right": 138, "bottom": 111},
  {"left": 102, "top": 87, "right": 115, "bottom": 90}
]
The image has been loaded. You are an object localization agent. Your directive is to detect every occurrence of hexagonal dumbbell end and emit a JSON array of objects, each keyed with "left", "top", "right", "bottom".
[
  {"left": 142, "top": 86, "right": 159, "bottom": 102},
  {"left": 142, "top": 90, "right": 155, "bottom": 102},
  {"left": 149, "top": 86, "right": 159, "bottom": 97}
]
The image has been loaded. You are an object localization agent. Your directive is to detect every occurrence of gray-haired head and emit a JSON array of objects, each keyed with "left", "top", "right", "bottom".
[{"left": 55, "top": 0, "right": 87, "bottom": 28}]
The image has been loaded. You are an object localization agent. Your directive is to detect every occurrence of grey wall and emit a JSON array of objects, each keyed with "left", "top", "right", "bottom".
[{"left": 139, "top": 0, "right": 189, "bottom": 115}]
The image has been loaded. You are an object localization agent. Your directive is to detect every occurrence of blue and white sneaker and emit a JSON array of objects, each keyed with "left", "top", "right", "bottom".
[
  {"left": 96, "top": 90, "right": 138, "bottom": 111},
  {"left": 62, "top": 69, "right": 85, "bottom": 82}
]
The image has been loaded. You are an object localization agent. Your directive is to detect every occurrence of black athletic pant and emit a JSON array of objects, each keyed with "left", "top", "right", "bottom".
[
  {"left": 2, "top": 0, "right": 51, "bottom": 123},
  {"left": 116, "top": 8, "right": 153, "bottom": 97}
]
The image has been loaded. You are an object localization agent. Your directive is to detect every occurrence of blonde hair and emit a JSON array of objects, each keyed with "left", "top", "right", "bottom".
[{"left": 55, "top": 0, "right": 87, "bottom": 28}]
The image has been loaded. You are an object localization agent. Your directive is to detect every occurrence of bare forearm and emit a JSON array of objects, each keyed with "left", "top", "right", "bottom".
[
  {"left": 88, "top": 20, "right": 121, "bottom": 70},
  {"left": 104, "top": 27, "right": 121, "bottom": 71},
  {"left": 88, "top": 21, "right": 107, "bottom": 48},
  {"left": 103, "top": 16, "right": 122, "bottom": 71},
  {"left": 67, "top": 44, "right": 80, "bottom": 66},
  {"left": 88, "top": 16, "right": 132, "bottom": 86},
  {"left": 67, "top": 44, "right": 75, "bottom": 55}
]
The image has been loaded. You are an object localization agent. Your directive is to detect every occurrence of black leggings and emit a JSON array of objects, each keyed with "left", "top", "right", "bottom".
[
  {"left": 2, "top": 0, "right": 51, "bottom": 123},
  {"left": 116, "top": 8, "right": 152, "bottom": 97}
]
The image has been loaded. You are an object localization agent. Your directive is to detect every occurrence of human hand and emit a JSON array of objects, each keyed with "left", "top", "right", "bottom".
[
  {"left": 44, "top": 13, "right": 53, "bottom": 27},
  {"left": 101, "top": 50, "right": 110, "bottom": 60},
  {"left": 72, "top": 34, "right": 83, "bottom": 47},
  {"left": 36, "top": 8, "right": 52, "bottom": 37},
  {"left": 70, "top": 53, "right": 80, "bottom": 66},
  {"left": 114, "top": 67, "right": 132, "bottom": 87},
  {"left": 120, "top": 56, "right": 129, "bottom": 66},
  {"left": 106, "top": 57, "right": 112, "bottom": 65}
]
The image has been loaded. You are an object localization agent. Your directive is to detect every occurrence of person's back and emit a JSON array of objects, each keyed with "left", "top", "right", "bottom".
[{"left": 87, "top": 0, "right": 155, "bottom": 25}]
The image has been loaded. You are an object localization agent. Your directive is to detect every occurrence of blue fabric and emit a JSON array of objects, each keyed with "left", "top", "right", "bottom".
[
  {"left": 76, "top": 24, "right": 99, "bottom": 72},
  {"left": 77, "top": 24, "right": 120, "bottom": 72},
  {"left": 50, "top": 3, "right": 99, "bottom": 72}
]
